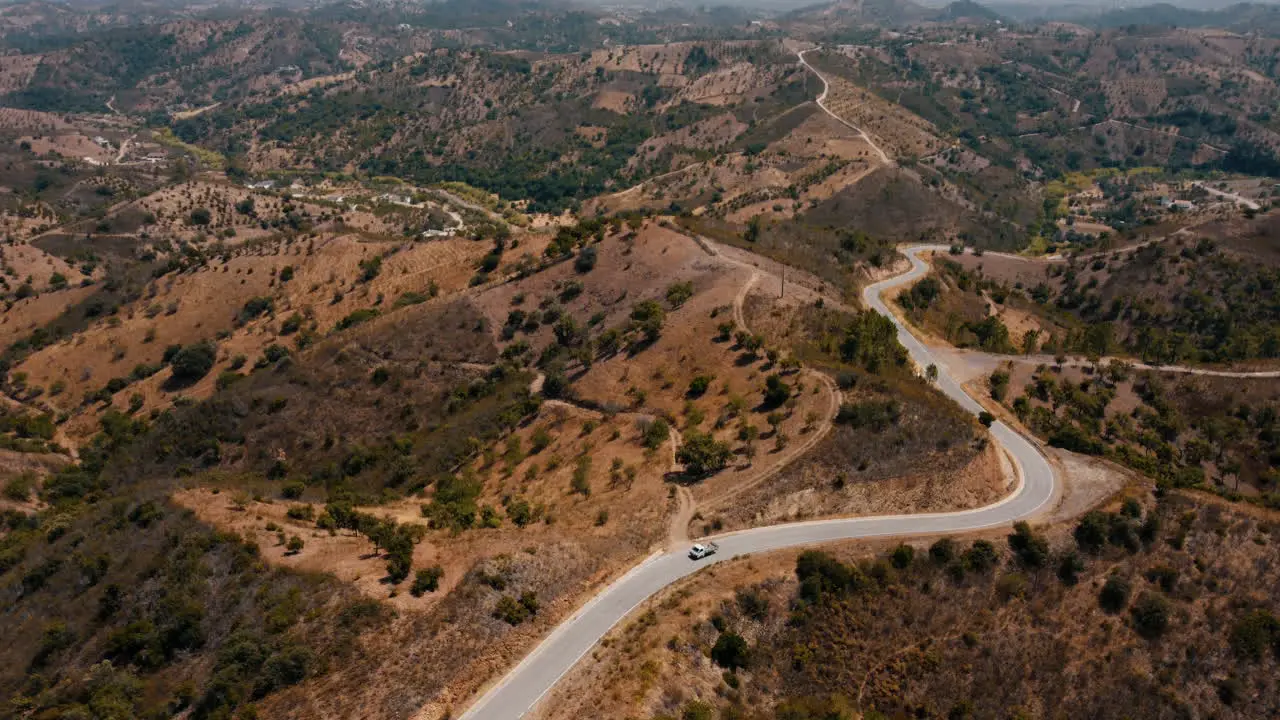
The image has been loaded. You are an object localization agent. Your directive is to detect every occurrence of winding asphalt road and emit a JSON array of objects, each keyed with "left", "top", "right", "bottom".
[{"left": 456, "top": 245, "right": 1058, "bottom": 720}]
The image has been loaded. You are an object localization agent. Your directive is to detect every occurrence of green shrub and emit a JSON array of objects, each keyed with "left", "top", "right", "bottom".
[
  {"left": 421, "top": 475, "right": 481, "bottom": 530},
  {"left": 710, "top": 631, "right": 749, "bottom": 670},
  {"left": 964, "top": 540, "right": 999, "bottom": 572},
  {"left": 335, "top": 308, "right": 380, "bottom": 331},
  {"left": 239, "top": 296, "right": 273, "bottom": 323},
  {"left": 762, "top": 373, "right": 791, "bottom": 408},
  {"left": 1057, "top": 552, "right": 1084, "bottom": 586},
  {"left": 494, "top": 591, "right": 539, "bottom": 625},
  {"left": 574, "top": 246, "right": 597, "bottom": 273},
  {"left": 2, "top": 472, "right": 35, "bottom": 502},
  {"left": 796, "top": 550, "right": 868, "bottom": 602},
  {"left": 735, "top": 587, "right": 769, "bottom": 621},
  {"left": 642, "top": 418, "right": 670, "bottom": 450},
  {"left": 1145, "top": 565, "right": 1179, "bottom": 592},
  {"left": 929, "top": 537, "right": 956, "bottom": 564},
  {"left": 836, "top": 400, "right": 901, "bottom": 431},
  {"left": 687, "top": 375, "right": 714, "bottom": 398},
  {"left": 411, "top": 566, "right": 444, "bottom": 596},
  {"left": 169, "top": 341, "right": 217, "bottom": 387},
  {"left": 1099, "top": 575, "right": 1131, "bottom": 613},
  {"left": 1007, "top": 521, "right": 1049, "bottom": 567},
  {"left": 996, "top": 572, "right": 1028, "bottom": 600},
  {"left": 989, "top": 370, "right": 1010, "bottom": 401},
  {"left": 395, "top": 291, "right": 429, "bottom": 308},
  {"left": 1074, "top": 511, "right": 1109, "bottom": 553},
  {"left": 530, "top": 427, "right": 553, "bottom": 453},
  {"left": 891, "top": 543, "right": 915, "bottom": 569},
  {"left": 280, "top": 313, "right": 304, "bottom": 335},
  {"left": 682, "top": 701, "right": 714, "bottom": 720},
  {"left": 571, "top": 456, "right": 592, "bottom": 496},
  {"left": 216, "top": 371, "right": 244, "bottom": 390},
  {"left": 666, "top": 281, "right": 694, "bottom": 307},
  {"left": 1130, "top": 593, "right": 1170, "bottom": 638},
  {"left": 1230, "top": 609, "right": 1280, "bottom": 660}
]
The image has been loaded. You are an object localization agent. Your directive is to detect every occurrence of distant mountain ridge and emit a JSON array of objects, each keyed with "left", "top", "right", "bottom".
[
  {"left": 782, "top": 0, "right": 999, "bottom": 27},
  {"left": 990, "top": 0, "right": 1280, "bottom": 30}
]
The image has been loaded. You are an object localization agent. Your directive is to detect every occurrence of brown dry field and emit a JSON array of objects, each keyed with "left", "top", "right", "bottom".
[
  {"left": 626, "top": 113, "right": 749, "bottom": 175},
  {"left": 123, "top": 178, "right": 477, "bottom": 246},
  {"left": 0, "top": 207, "right": 59, "bottom": 239},
  {"left": 18, "top": 133, "right": 116, "bottom": 162},
  {"left": 0, "top": 53, "right": 39, "bottom": 93},
  {"left": 0, "top": 107, "right": 73, "bottom": 134},
  {"left": 820, "top": 73, "right": 944, "bottom": 160},
  {"left": 0, "top": 446, "right": 71, "bottom": 513},
  {"left": 592, "top": 106, "right": 878, "bottom": 221},
  {"left": 0, "top": 284, "right": 95, "bottom": 347},
  {"left": 173, "top": 395, "right": 675, "bottom": 613},
  {"left": 676, "top": 62, "right": 780, "bottom": 107},
  {"left": 19, "top": 232, "right": 501, "bottom": 441},
  {"left": 947, "top": 250, "right": 1055, "bottom": 285},
  {"left": 127, "top": 180, "right": 357, "bottom": 242},
  {"left": 2, "top": 240, "right": 92, "bottom": 288},
  {"left": 592, "top": 90, "right": 633, "bottom": 112}
]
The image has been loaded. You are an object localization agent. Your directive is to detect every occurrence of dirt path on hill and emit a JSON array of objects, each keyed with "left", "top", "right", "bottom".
[{"left": 797, "top": 48, "right": 893, "bottom": 166}]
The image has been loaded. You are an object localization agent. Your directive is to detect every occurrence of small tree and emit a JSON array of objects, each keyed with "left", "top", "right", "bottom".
[
  {"left": 411, "top": 566, "right": 444, "bottom": 596},
  {"left": 1131, "top": 593, "right": 1170, "bottom": 639},
  {"left": 285, "top": 536, "right": 304, "bottom": 555},
  {"left": 642, "top": 418, "right": 670, "bottom": 450},
  {"left": 1099, "top": 575, "right": 1131, "bottom": 613},
  {"left": 1057, "top": 552, "right": 1084, "bottom": 586},
  {"left": 763, "top": 374, "right": 791, "bottom": 409},
  {"left": 169, "top": 341, "right": 216, "bottom": 387},
  {"left": 963, "top": 540, "right": 998, "bottom": 572},
  {"left": 677, "top": 431, "right": 733, "bottom": 477},
  {"left": 891, "top": 544, "right": 915, "bottom": 569},
  {"left": 574, "top": 246, "right": 598, "bottom": 273},
  {"left": 687, "top": 375, "right": 714, "bottom": 398},
  {"left": 1074, "top": 511, "right": 1109, "bottom": 554},
  {"left": 1007, "top": 521, "right": 1049, "bottom": 567},
  {"left": 571, "top": 456, "right": 592, "bottom": 496},
  {"left": 710, "top": 631, "right": 750, "bottom": 670},
  {"left": 929, "top": 537, "right": 956, "bottom": 564}
]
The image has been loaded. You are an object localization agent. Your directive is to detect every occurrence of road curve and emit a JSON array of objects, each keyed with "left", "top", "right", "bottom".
[{"left": 456, "top": 245, "right": 1057, "bottom": 720}]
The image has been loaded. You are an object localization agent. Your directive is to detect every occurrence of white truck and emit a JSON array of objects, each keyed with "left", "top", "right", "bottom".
[{"left": 688, "top": 542, "right": 719, "bottom": 560}]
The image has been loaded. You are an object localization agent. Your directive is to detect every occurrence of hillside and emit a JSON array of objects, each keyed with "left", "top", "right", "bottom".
[
  {"left": 0, "top": 216, "right": 990, "bottom": 719},
  {"left": 1, "top": 2, "right": 1280, "bottom": 719},
  {"left": 541, "top": 490, "right": 1280, "bottom": 720}
]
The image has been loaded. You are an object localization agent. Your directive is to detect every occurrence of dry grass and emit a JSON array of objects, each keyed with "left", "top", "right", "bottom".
[
  {"left": 540, "top": 488, "right": 1280, "bottom": 720},
  {"left": 17, "top": 232, "right": 494, "bottom": 442}
]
